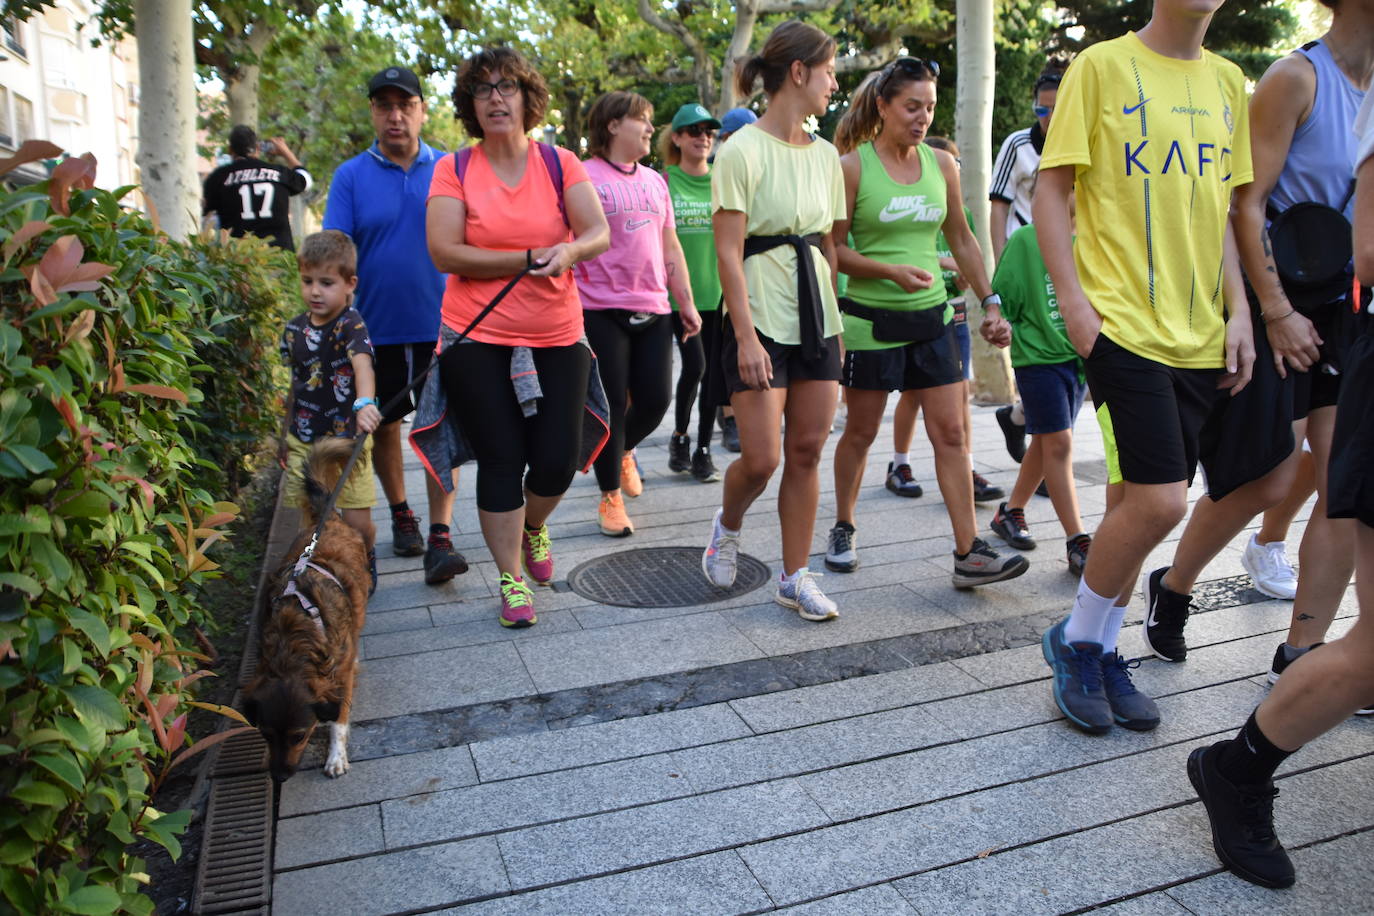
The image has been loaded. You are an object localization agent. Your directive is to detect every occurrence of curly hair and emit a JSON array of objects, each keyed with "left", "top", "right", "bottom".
[
  {"left": 585, "top": 91, "right": 654, "bottom": 161},
  {"left": 452, "top": 47, "right": 549, "bottom": 139}
]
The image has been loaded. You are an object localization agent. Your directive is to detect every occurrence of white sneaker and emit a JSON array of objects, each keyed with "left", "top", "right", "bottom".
[
  {"left": 702, "top": 508, "right": 740, "bottom": 587},
  {"left": 775, "top": 568, "right": 839, "bottom": 621},
  {"left": 1241, "top": 533, "right": 1297, "bottom": 600}
]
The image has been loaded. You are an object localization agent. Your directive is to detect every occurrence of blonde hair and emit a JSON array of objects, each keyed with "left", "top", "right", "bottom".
[
  {"left": 657, "top": 126, "right": 681, "bottom": 166},
  {"left": 834, "top": 59, "right": 938, "bottom": 155},
  {"left": 735, "top": 20, "right": 836, "bottom": 99}
]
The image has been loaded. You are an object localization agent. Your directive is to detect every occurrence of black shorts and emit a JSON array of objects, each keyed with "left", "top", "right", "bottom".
[
  {"left": 1291, "top": 302, "right": 1345, "bottom": 419},
  {"left": 841, "top": 321, "right": 963, "bottom": 392},
  {"left": 719, "top": 318, "right": 841, "bottom": 394},
  {"left": 1085, "top": 334, "right": 1220, "bottom": 486},
  {"left": 374, "top": 342, "right": 435, "bottom": 425},
  {"left": 1327, "top": 314, "right": 1374, "bottom": 528}
]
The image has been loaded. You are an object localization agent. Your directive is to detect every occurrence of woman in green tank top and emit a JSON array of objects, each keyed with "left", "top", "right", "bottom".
[{"left": 824, "top": 59, "right": 1027, "bottom": 590}]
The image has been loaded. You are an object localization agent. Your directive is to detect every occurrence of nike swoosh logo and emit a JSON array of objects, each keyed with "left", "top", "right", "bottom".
[
  {"left": 625, "top": 217, "right": 653, "bottom": 231},
  {"left": 1146, "top": 604, "right": 1159, "bottom": 628},
  {"left": 878, "top": 207, "right": 927, "bottom": 223},
  {"left": 1123, "top": 99, "right": 1150, "bottom": 115}
]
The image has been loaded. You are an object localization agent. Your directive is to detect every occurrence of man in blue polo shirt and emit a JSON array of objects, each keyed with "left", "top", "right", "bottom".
[{"left": 324, "top": 66, "right": 465, "bottom": 585}]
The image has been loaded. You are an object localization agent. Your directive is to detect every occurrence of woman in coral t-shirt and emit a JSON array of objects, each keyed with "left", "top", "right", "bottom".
[{"left": 426, "top": 47, "right": 609, "bottom": 628}]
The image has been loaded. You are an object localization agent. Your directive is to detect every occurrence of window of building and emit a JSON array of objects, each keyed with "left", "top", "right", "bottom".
[
  {"left": 3, "top": 16, "right": 26, "bottom": 58},
  {"left": 0, "top": 86, "right": 11, "bottom": 148},
  {"left": 14, "top": 94, "right": 34, "bottom": 145}
]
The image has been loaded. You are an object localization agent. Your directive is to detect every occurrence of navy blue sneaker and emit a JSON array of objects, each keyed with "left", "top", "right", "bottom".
[
  {"left": 1101, "top": 651, "right": 1160, "bottom": 731},
  {"left": 1042, "top": 619, "right": 1112, "bottom": 734}
]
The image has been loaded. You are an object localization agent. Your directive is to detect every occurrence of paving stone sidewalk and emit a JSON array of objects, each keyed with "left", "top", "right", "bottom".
[{"left": 268, "top": 395, "right": 1371, "bottom": 914}]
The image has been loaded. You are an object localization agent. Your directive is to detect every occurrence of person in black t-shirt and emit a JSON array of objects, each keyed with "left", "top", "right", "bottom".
[{"left": 203, "top": 124, "right": 312, "bottom": 250}]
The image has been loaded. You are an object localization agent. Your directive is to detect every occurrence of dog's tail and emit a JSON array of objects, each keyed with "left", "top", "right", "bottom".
[{"left": 301, "top": 437, "right": 357, "bottom": 524}]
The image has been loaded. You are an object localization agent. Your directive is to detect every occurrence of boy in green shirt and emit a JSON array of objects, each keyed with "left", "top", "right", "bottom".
[{"left": 986, "top": 224, "right": 1091, "bottom": 576}]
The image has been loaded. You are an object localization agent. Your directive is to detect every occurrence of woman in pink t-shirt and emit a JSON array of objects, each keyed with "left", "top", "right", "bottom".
[
  {"left": 426, "top": 47, "right": 609, "bottom": 628},
  {"left": 575, "top": 91, "right": 701, "bottom": 537}
]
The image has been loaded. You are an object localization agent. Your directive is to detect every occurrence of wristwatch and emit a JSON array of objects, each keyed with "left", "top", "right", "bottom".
[
  {"left": 981, "top": 293, "right": 1002, "bottom": 309},
  {"left": 352, "top": 396, "right": 378, "bottom": 412}
]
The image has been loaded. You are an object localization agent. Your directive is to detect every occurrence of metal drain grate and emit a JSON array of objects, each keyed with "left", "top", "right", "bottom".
[
  {"left": 566, "top": 546, "right": 769, "bottom": 608},
  {"left": 191, "top": 773, "right": 274, "bottom": 915},
  {"left": 212, "top": 729, "right": 269, "bottom": 779}
]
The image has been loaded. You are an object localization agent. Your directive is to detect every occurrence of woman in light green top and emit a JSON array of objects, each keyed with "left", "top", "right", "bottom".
[{"left": 826, "top": 60, "right": 1025, "bottom": 590}]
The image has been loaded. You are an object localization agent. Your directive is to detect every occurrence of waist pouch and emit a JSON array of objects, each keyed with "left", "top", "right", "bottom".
[
  {"left": 1268, "top": 197, "right": 1354, "bottom": 314},
  {"left": 839, "top": 297, "right": 947, "bottom": 343}
]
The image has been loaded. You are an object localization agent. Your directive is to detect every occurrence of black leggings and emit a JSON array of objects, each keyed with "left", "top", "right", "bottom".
[
  {"left": 440, "top": 340, "right": 590, "bottom": 513},
  {"left": 584, "top": 309, "right": 673, "bottom": 492},
  {"left": 671, "top": 310, "right": 724, "bottom": 447}
]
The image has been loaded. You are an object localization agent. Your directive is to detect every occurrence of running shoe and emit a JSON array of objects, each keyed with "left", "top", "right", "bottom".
[
  {"left": 391, "top": 507, "right": 425, "bottom": 557},
  {"left": 701, "top": 508, "right": 740, "bottom": 587},
  {"left": 1143, "top": 567, "right": 1192, "bottom": 662},
  {"left": 669, "top": 433, "right": 691, "bottom": 473},
  {"left": 598, "top": 492, "right": 634, "bottom": 537},
  {"left": 972, "top": 471, "right": 1005, "bottom": 503},
  {"left": 990, "top": 502, "right": 1036, "bottom": 550},
  {"left": 521, "top": 524, "right": 554, "bottom": 586},
  {"left": 1041, "top": 618, "right": 1112, "bottom": 734},
  {"left": 952, "top": 537, "right": 1029, "bottom": 588},
  {"left": 621, "top": 451, "right": 643, "bottom": 497},
  {"left": 1188, "top": 741, "right": 1295, "bottom": 888},
  {"left": 719, "top": 411, "right": 741, "bottom": 453},
  {"left": 498, "top": 571, "right": 537, "bottom": 628},
  {"left": 775, "top": 568, "right": 839, "bottom": 621},
  {"left": 691, "top": 446, "right": 721, "bottom": 483},
  {"left": 885, "top": 462, "right": 924, "bottom": 498},
  {"left": 1100, "top": 651, "right": 1160, "bottom": 730},
  {"left": 423, "top": 530, "right": 469, "bottom": 584},
  {"left": 1268, "top": 642, "right": 1374, "bottom": 714},
  {"left": 1241, "top": 534, "right": 1297, "bottom": 600},
  {"left": 995, "top": 404, "right": 1027, "bottom": 463},
  {"left": 824, "top": 522, "right": 858, "bottom": 573},
  {"left": 1066, "top": 534, "right": 1091, "bottom": 578}
]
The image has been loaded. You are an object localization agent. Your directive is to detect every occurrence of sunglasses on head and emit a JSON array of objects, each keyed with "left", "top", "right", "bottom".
[
  {"left": 680, "top": 123, "right": 716, "bottom": 138},
  {"left": 880, "top": 56, "right": 940, "bottom": 92}
]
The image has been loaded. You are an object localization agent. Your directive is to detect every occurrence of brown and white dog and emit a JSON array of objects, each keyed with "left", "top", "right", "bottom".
[{"left": 242, "top": 437, "right": 369, "bottom": 781}]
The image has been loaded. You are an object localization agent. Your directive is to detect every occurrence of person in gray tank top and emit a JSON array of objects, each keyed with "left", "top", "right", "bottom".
[{"left": 1142, "top": 0, "right": 1373, "bottom": 693}]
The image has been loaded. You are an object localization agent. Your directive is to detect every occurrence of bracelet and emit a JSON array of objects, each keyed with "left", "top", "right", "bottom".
[
  {"left": 1261, "top": 308, "right": 1295, "bottom": 325},
  {"left": 352, "top": 396, "right": 377, "bottom": 412}
]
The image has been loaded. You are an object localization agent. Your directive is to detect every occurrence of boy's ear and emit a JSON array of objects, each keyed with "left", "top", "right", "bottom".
[{"left": 346, "top": 274, "right": 359, "bottom": 293}]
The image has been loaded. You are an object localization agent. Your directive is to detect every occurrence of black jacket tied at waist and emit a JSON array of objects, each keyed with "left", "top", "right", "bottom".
[{"left": 743, "top": 232, "right": 827, "bottom": 360}]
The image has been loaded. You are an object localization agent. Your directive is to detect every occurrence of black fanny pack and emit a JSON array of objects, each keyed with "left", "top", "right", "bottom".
[
  {"left": 839, "top": 297, "right": 947, "bottom": 343},
  {"left": 1267, "top": 186, "right": 1354, "bottom": 313}
]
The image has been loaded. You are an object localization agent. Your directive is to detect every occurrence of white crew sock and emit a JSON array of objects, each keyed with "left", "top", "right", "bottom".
[
  {"left": 1099, "top": 602, "right": 1129, "bottom": 654},
  {"left": 1064, "top": 578, "right": 1116, "bottom": 646},
  {"left": 892, "top": 452, "right": 910, "bottom": 468},
  {"left": 1010, "top": 402, "right": 1025, "bottom": 425}
]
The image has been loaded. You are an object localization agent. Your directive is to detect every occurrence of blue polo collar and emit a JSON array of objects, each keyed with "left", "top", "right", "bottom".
[{"left": 366, "top": 139, "right": 439, "bottom": 172}]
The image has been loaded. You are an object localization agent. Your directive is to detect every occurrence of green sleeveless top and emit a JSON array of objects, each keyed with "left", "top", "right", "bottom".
[{"left": 843, "top": 141, "right": 951, "bottom": 351}]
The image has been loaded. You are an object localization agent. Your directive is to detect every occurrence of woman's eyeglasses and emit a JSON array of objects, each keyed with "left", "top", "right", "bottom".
[
  {"left": 680, "top": 124, "right": 716, "bottom": 138},
  {"left": 472, "top": 78, "right": 520, "bottom": 100}
]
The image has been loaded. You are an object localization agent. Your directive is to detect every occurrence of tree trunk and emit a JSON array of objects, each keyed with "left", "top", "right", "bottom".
[
  {"left": 718, "top": 0, "right": 761, "bottom": 114},
  {"left": 224, "top": 65, "right": 261, "bottom": 128},
  {"left": 135, "top": 0, "right": 199, "bottom": 241},
  {"left": 955, "top": 0, "right": 1014, "bottom": 404}
]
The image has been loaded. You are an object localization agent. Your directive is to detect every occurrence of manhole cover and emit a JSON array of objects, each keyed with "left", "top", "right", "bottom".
[{"left": 566, "top": 546, "right": 769, "bottom": 608}]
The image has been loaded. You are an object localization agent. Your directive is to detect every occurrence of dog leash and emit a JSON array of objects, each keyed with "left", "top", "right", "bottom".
[{"left": 287, "top": 264, "right": 538, "bottom": 580}]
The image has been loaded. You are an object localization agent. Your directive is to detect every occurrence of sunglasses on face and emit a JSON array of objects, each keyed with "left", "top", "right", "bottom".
[
  {"left": 1033, "top": 104, "right": 1054, "bottom": 118},
  {"left": 680, "top": 124, "right": 716, "bottom": 138},
  {"left": 471, "top": 78, "right": 520, "bottom": 100}
]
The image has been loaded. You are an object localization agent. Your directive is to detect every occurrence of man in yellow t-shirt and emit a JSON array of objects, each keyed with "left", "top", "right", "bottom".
[{"left": 1032, "top": 0, "right": 1256, "bottom": 736}]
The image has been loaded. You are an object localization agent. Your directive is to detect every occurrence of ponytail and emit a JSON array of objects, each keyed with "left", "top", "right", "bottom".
[
  {"left": 735, "top": 20, "right": 836, "bottom": 99},
  {"left": 834, "top": 71, "right": 883, "bottom": 155}
]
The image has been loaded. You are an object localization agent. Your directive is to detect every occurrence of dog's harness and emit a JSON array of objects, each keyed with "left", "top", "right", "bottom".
[{"left": 275, "top": 540, "right": 344, "bottom": 635}]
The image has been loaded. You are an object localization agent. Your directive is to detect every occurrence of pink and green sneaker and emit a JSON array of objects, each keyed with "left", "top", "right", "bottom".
[
  {"left": 498, "top": 572, "right": 536, "bottom": 628},
  {"left": 521, "top": 524, "right": 554, "bottom": 586}
]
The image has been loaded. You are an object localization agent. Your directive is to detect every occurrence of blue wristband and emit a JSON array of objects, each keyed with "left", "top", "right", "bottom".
[{"left": 353, "top": 397, "right": 377, "bottom": 412}]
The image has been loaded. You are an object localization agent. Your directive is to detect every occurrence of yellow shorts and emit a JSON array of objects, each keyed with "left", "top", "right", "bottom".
[{"left": 282, "top": 435, "right": 376, "bottom": 510}]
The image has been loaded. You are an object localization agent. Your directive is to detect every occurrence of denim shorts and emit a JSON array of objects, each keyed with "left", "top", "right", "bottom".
[{"left": 1015, "top": 360, "right": 1086, "bottom": 435}]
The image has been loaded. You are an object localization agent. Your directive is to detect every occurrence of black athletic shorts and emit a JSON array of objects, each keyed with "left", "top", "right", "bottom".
[
  {"left": 720, "top": 318, "right": 840, "bottom": 394},
  {"left": 1291, "top": 301, "right": 1346, "bottom": 420},
  {"left": 374, "top": 342, "right": 435, "bottom": 425},
  {"left": 1327, "top": 312, "right": 1374, "bottom": 528},
  {"left": 1085, "top": 334, "right": 1220, "bottom": 486},
  {"left": 841, "top": 321, "right": 963, "bottom": 392}
]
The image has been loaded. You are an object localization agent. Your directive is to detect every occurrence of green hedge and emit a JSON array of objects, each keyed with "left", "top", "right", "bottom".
[{"left": 0, "top": 152, "right": 295, "bottom": 914}]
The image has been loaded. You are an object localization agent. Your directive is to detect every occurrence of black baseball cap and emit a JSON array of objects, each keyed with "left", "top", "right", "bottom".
[{"left": 368, "top": 66, "right": 423, "bottom": 100}]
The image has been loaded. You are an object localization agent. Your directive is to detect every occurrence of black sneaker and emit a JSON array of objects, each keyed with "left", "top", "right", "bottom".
[
  {"left": 1041, "top": 619, "right": 1112, "bottom": 734},
  {"left": 391, "top": 508, "right": 425, "bottom": 557},
  {"left": 995, "top": 404, "right": 1027, "bottom": 463},
  {"left": 1144, "top": 566, "right": 1192, "bottom": 663},
  {"left": 884, "top": 462, "right": 924, "bottom": 498},
  {"left": 824, "top": 521, "right": 859, "bottom": 573},
  {"left": 690, "top": 446, "right": 721, "bottom": 483},
  {"left": 972, "top": 471, "right": 1005, "bottom": 503},
  {"left": 1066, "top": 534, "right": 1091, "bottom": 577},
  {"left": 1267, "top": 642, "right": 1374, "bottom": 714},
  {"left": 669, "top": 433, "right": 691, "bottom": 473},
  {"left": 1188, "top": 741, "right": 1295, "bottom": 888},
  {"left": 952, "top": 537, "right": 1029, "bottom": 588},
  {"left": 990, "top": 502, "right": 1036, "bottom": 550},
  {"left": 719, "top": 412, "right": 741, "bottom": 453},
  {"left": 1100, "top": 651, "right": 1160, "bottom": 730},
  {"left": 423, "top": 531, "right": 469, "bottom": 585}
]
